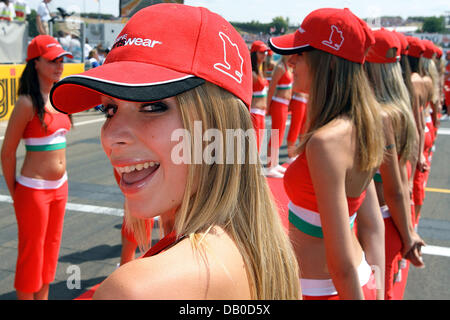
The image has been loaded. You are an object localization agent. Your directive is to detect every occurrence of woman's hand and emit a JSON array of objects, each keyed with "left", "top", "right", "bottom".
[
  {"left": 417, "top": 153, "right": 429, "bottom": 173},
  {"left": 402, "top": 231, "right": 426, "bottom": 268}
]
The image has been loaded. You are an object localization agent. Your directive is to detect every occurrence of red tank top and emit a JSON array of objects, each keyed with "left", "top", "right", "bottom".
[
  {"left": 252, "top": 75, "right": 269, "bottom": 97},
  {"left": 276, "top": 62, "right": 293, "bottom": 87},
  {"left": 284, "top": 151, "right": 366, "bottom": 214},
  {"left": 142, "top": 231, "right": 184, "bottom": 258},
  {"left": 23, "top": 110, "right": 71, "bottom": 139}
]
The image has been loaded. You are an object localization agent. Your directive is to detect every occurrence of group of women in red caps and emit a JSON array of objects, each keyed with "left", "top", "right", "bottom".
[
  {"left": 250, "top": 7, "right": 445, "bottom": 299},
  {"left": 3, "top": 2, "right": 447, "bottom": 301}
]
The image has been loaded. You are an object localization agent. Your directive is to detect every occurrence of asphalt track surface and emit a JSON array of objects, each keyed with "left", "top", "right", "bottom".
[{"left": 0, "top": 111, "right": 448, "bottom": 300}]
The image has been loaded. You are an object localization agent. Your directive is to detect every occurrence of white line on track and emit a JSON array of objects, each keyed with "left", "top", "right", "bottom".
[
  {"left": 421, "top": 245, "right": 450, "bottom": 258},
  {"left": 0, "top": 193, "right": 446, "bottom": 255},
  {"left": 437, "top": 127, "right": 450, "bottom": 135},
  {"left": 0, "top": 194, "right": 123, "bottom": 216},
  {"left": 0, "top": 194, "right": 160, "bottom": 222}
]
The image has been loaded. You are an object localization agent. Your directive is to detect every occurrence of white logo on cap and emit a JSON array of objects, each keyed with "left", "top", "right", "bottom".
[
  {"left": 214, "top": 32, "right": 244, "bottom": 84},
  {"left": 322, "top": 25, "right": 344, "bottom": 51},
  {"left": 47, "top": 43, "right": 62, "bottom": 48},
  {"left": 111, "top": 33, "right": 162, "bottom": 49}
]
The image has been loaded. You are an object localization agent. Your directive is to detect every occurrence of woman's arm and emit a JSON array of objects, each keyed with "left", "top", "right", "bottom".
[
  {"left": 307, "top": 132, "right": 364, "bottom": 300},
  {"left": 356, "top": 180, "right": 385, "bottom": 300},
  {"left": 1, "top": 96, "right": 34, "bottom": 198},
  {"left": 266, "top": 63, "right": 283, "bottom": 107},
  {"left": 411, "top": 81, "right": 428, "bottom": 173},
  {"left": 36, "top": 14, "right": 46, "bottom": 35},
  {"left": 379, "top": 118, "right": 425, "bottom": 267}
]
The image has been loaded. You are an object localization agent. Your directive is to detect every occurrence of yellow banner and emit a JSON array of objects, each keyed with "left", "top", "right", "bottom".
[{"left": 0, "top": 63, "right": 84, "bottom": 121}]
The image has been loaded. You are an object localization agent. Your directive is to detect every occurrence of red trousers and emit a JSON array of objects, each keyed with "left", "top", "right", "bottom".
[
  {"left": 412, "top": 128, "right": 433, "bottom": 207},
  {"left": 250, "top": 112, "right": 265, "bottom": 153},
  {"left": 268, "top": 99, "right": 289, "bottom": 149},
  {"left": 383, "top": 216, "right": 403, "bottom": 300},
  {"left": 393, "top": 258, "right": 410, "bottom": 300},
  {"left": 14, "top": 181, "right": 68, "bottom": 293},
  {"left": 287, "top": 97, "right": 307, "bottom": 144}
]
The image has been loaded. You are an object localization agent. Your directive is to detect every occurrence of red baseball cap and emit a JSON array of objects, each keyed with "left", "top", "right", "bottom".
[
  {"left": 268, "top": 8, "right": 375, "bottom": 64},
  {"left": 391, "top": 30, "right": 409, "bottom": 55},
  {"left": 27, "top": 35, "right": 73, "bottom": 62},
  {"left": 406, "top": 36, "right": 425, "bottom": 58},
  {"left": 434, "top": 46, "right": 443, "bottom": 59},
  {"left": 366, "top": 29, "right": 401, "bottom": 64},
  {"left": 251, "top": 41, "right": 269, "bottom": 53},
  {"left": 50, "top": 3, "right": 252, "bottom": 114},
  {"left": 421, "top": 39, "right": 435, "bottom": 59}
]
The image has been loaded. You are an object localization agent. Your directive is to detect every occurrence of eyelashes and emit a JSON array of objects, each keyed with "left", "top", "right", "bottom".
[
  {"left": 99, "top": 104, "right": 117, "bottom": 118},
  {"left": 100, "top": 101, "right": 168, "bottom": 118},
  {"left": 141, "top": 101, "right": 168, "bottom": 113}
]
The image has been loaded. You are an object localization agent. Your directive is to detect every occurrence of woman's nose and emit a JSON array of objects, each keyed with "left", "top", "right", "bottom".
[
  {"left": 288, "top": 54, "right": 298, "bottom": 66},
  {"left": 101, "top": 109, "right": 135, "bottom": 149}
]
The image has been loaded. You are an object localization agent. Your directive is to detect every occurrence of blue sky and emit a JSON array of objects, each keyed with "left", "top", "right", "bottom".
[{"left": 26, "top": 0, "right": 450, "bottom": 24}]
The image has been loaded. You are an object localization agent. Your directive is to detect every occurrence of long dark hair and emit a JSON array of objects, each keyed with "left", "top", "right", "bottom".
[
  {"left": 18, "top": 58, "right": 47, "bottom": 130},
  {"left": 250, "top": 51, "right": 261, "bottom": 75},
  {"left": 18, "top": 58, "right": 73, "bottom": 130},
  {"left": 407, "top": 56, "right": 420, "bottom": 74}
]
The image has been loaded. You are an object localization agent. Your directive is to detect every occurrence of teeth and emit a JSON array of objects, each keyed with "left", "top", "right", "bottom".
[{"left": 116, "top": 161, "right": 159, "bottom": 174}]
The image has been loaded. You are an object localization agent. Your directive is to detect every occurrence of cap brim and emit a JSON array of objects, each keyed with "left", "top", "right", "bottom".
[
  {"left": 42, "top": 48, "right": 73, "bottom": 61},
  {"left": 268, "top": 31, "right": 312, "bottom": 55},
  {"left": 50, "top": 61, "right": 205, "bottom": 114}
]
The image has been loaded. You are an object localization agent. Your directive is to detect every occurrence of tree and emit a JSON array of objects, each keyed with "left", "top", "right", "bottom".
[
  {"left": 421, "top": 16, "right": 445, "bottom": 33},
  {"left": 26, "top": 10, "right": 39, "bottom": 37},
  {"left": 269, "top": 16, "right": 289, "bottom": 34}
]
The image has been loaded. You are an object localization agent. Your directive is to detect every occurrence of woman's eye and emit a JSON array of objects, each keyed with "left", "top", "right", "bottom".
[
  {"left": 141, "top": 102, "right": 168, "bottom": 113},
  {"left": 99, "top": 104, "right": 117, "bottom": 118}
]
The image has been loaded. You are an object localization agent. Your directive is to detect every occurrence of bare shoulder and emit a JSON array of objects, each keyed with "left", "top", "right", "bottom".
[
  {"left": 422, "top": 75, "right": 433, "bottom": 89},
  {"left": 12, "top": 95, "right": 34, "bottom": 121},
  {"left": 306, "top": 118, "right": 353, "bottom": 168},
  {"left": 94, "top": 227, "right": 250, "bottom": 300},
  {"left": 15, "top": 94, "right": 34, "bottom": 110},
  {"left": 308, "top": 118, "right": 353, "bottom": 149},
  {"left": 411, "top": 72, "right": 422, "bottom": 83}
]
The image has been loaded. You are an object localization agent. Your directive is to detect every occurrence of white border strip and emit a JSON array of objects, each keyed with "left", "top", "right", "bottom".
[
  {"left": 269, "top": 38, "right": 311, "bottom": 51},
  {"left": 63, "top": 73, "right": 195, "bottom": 87}
]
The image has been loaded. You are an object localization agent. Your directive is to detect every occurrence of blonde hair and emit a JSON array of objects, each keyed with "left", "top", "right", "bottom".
[
  {"left": 298, "top": 50, "right": 384, "bottom": 171},
  {"left": 88, "top": 49, "right": 98, "bottom": 59},
  {"left": 419, "top": 57, "right": 440, "bottom": 105},
  {"left": 364, "top": 61, "right": 417, "bottom": 164},
  {"left": 126, "top": 82, "right": 300, "bottom": 300}
]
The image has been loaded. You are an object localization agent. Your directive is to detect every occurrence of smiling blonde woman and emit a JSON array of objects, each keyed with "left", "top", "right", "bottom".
[{"left": 50, "top": 4, "right": 300, "bottom": 300}]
